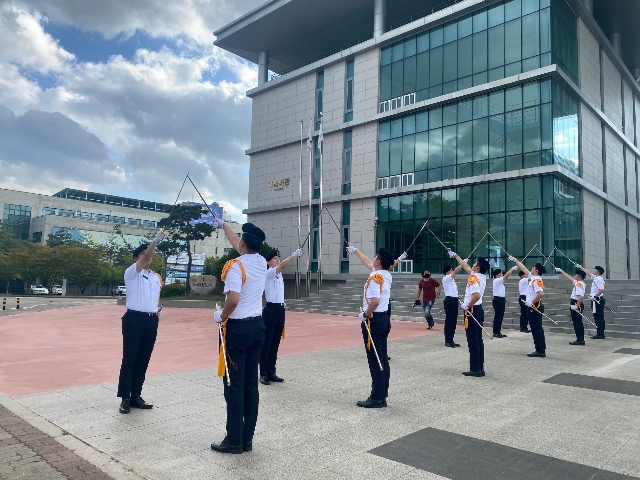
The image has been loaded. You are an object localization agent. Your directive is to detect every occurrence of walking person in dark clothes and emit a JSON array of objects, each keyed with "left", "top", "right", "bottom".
[
  {"left": 414, "top": 269, "right": 442, "bottom": 329},
  {"left": 117, "top": 230, "right": 165, "bottom": 414},
  {"left": 259, "top": 248, "right": 303, "bottom": 385},
  {"left": 211, "top": 220, "right": 267, "bottom": 454},
  {"left": 491, "top": 266, "right": 516, "bottom": 338}
]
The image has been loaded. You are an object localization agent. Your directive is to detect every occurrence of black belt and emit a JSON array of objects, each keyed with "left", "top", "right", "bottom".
[
  {"left": 127, "top": 309, "right": 158, "bottom": 317},
  {"left": 228, "top": 315, "right": 262, "bottom": 322},
  {"left": 266, "top": 302, "right": 285, "bottom": 306}
]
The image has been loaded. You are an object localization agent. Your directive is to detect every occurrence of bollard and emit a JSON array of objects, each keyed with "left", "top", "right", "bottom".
[
  {"left": 2, "top": 298, "right": 5, "bottom": 310},
  {"left": 16, "top": 298, "right": 19, "bottom": 310}
]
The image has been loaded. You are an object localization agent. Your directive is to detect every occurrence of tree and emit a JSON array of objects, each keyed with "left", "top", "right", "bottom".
[
  {"left": 63, "top": 244, "right": 102, "bottom": 294},
  {"left": 46, "top": 228, "right": 77, "bottom": 247},
  {"left": 158, "top": 205, "right": 214, "bottom": 295}
]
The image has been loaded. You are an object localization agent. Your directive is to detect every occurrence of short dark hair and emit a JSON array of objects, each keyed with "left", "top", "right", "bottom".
[
  {"left": 264, "top": 250, "right": 279, "bottom": 262},
  {"left": 534, "top": 263, "right": 547, "bottom": 275},
  {"left": 594, "top": 265, "right": 605, "bottom": 275},
  {"left": 442, "top": 265, "right": 453, "bottom": 275},
  {"left": 492, "top": 268, "right": 503, "bottom": 278},
  {"left": 242, "top": 223, "right": 265, "bottom": 252},
  {"left": 133, "top": 243, "right": 149, "bottom": 259},
  {"left": 377, "top": 248, "right": 394, "bottom": 270},
  {"left": 575, "top": 269, "right": 586, "bottom": 279},
  {"left": 476, "top": 257, "right": 490, "bottom": 274},
  {"left": 518, "top": 270, "right": 526, "bottom": 277}
]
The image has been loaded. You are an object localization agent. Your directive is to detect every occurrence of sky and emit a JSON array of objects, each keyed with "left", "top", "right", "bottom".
[{"left": 0, "top": 0, "right": 266, "bottom": 221}]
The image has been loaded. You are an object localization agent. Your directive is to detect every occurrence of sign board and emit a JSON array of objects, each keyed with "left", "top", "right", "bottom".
[
  {"left": 187, "top": 202, "right": 223, "bottom": 226},
  {"left": 167, "top": 253, "right": 206, "bottom": 266},
  {"left": 189, "top": 275, "right": 217, "bottom": 295}
]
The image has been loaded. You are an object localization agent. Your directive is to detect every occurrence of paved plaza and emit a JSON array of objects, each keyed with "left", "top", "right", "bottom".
[{"left": 1, "top": 303, "right": 640, "bottom": 479}]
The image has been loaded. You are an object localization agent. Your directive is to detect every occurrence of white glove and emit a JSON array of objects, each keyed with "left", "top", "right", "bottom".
[
  {"left": 570, "top": 305, "right": 577, "bottom": 311},
  {"left": 447, "top": 251, "right": 457, "bottom": 259},
  {"left": 214, "top": 305, "right": 224, "bottom": 323},
  {"left": 158, "top": 310, "right": 163, "bottom": 319},
  {"left": 575, "top": 264, "right": 582, "bottom": 269},
  {"left": 525, "top": 300, "right": 533, "bottom": 308},
  {"left": 511, "top": 266, "right": 518, "bottom": 271},
  {"left": 555, "top": 268, "right": 562, "bottom": 273},
  {"left": 153, "top": 230, "right": 165, "bottom": 243},
  {"left": 347, "top": 246, "right": 357, "bottom": 255},
  {"left": 212, "top": 216, "right": 224, "bottom": 229},
  {"left": 589, "top": 296, "right": 595, "bottom": 301},
  {"left": 460, "top": 302, "right": 469, "bottom": 311},
  {"left": 398, "top": 252, "right": 407, "bottom": 261},
  {"left": 358, "top": 312, "right": 367, "bottom": 323},
  {"left": 292, "top": 248, "right": 303, "bottom": 258},
  {"left": 463, "top": 258, "right": 469, "bottom": 264},
  {"left": 507, "top": 255, "right": 516, "bottom": 262}
]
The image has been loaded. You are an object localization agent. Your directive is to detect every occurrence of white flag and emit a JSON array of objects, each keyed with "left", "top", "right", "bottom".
[
  {"left": 306, "top": 124, "right": 313, "bottom": 150},
  {"left": 317, "top": 117, "right": 323, "bottom": 150}
]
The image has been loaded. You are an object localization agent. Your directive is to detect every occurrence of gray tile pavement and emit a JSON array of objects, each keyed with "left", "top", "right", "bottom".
[{"left": 13, "top": 329, "right": 640, "bottom": 479}]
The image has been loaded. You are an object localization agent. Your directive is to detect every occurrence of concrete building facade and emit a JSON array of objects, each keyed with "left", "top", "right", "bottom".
[{"left": 216, "top": 0, "right": 640, "bottom": 279}]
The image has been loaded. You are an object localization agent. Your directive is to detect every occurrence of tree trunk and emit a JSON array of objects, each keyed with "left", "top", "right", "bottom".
[{"left": 186, "top": 238, "right": 192, "bottom": 296}]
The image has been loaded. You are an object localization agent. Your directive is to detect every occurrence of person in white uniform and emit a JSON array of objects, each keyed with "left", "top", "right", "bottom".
[
  {"left": 259, "top": 248, "right": 303, "bottom": 385},
  {"left": 491, "top": 267, "right": 516, "bottom": 338},
  {"left": 347, "top": 246, "right": 396, "bottom": 408},
  {"left": 447, "top": 252, "right": 490, "bottom": 377},
  {"left": 577, "top": 264, "right": 606, "bottom": 339},
  {"left": 510, "top": 257, "right": 547, "bottom": 357},
  {"left": 517, "top": 270, "right": 530, "bottom": 332},
  {"left": 441, "top": 263, "right": 464, "bottom": 347},
  {"left": 211, "top": 221, "right": 267, "bottom": 455},
  {"left": 117, "top": 230, "right": 165, "bottom": 414},
  {"left": 555, "top": 267, "right": 586, "bottom": 345}
]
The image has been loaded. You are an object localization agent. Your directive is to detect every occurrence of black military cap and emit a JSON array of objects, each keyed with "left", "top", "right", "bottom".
[
  {"left": 242, "top": 222, "right": 266, "bottom": 242},
  {"left": 264, "top": 250, "right": 279, "bottom": 262},
  {"left": 535, "top": 263, "right": 547, "bottom": 275}
]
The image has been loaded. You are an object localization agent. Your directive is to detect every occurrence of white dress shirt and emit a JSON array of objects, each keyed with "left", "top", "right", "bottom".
[
  {"left": 362, "top": 269, "right": 392, "bottom": 312},
  {"left": 492, "top": 277, "right": 505, "bottom": 297},
  {"left": 224, "top": 253, "right": 267, "bottom": 319},
  {"left": 442, "top": 274, "right": 458, "bottom": 297},
  {"left": 463, "top": 273, "right": 486, "bottom": 306},
  {"left": 571, "top": 279, "right": 585, "bottom": 300},
  {"left": 264, "top": 267, "right": 285, "bottom": 304},
  {"left": 124, "top": 264, "right": 161, "bottom": 313},
  {"left": 518, "top": 278, "right": 528, "bottom": 296},
  {"left": 590, "top": 275, "right": 605, "bottom": 297},
  {"left": 526, "top": 275, "right": 544, "bottom": 304}
]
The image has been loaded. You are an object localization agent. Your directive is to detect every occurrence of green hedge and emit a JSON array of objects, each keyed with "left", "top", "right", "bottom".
[{"left": 160, "top": 282, "right": 186, "bottom": 298}]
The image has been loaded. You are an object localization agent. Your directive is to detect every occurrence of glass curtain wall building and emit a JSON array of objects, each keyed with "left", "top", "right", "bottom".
[{"left": 218, "top": 0, "right": 640, "bottom": 280}]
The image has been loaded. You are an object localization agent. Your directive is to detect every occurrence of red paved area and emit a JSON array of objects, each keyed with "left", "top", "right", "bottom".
[{"left": 0, "top": 304, "right": 438, "bottom": 397}]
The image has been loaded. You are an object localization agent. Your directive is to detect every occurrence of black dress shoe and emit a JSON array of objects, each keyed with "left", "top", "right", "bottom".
[
  {"left": 243, "top": 442, "right": 252, "bottom": 452},
  {"left": 569, "top": 340, "right": 586, "bottom": 345},
  {"left": 259, "top": 376, "right": 271, "bottom": 385},
  {"left": 211, "top": 438, "right": 243, "bottom": 454},
  {"left": 527, "top": 351, "right": 546, "bottom": 358},
  {"left": 453, "top": 343, "right": 461, "bottom": 347},
  {"left": 427, "top": 325, "right": 434, "bottom": 330},
  {"left": 130, "top": 397, "right": 153, "bottom": 409},
  {"left": 387, "top": 355, "right": 391, "bottom": 361},
  {"left": 590, "top": 335, "right": 605, "bottom": 339},
  {"left": 269, "top": 374, "right": 284, "bottom": 383},
  {"left": 119, "top": 398, "right": 130, "bottom": 414},
  {"left": 356, "top": 397, "right": 385, "bottom": 408},
  {"left": 520, "top": 329, "right": 531, "bottom": 333},
  {"left": 445, "top": 342, "right": 456, "bottom": 347},
  {"left": 462, "top": 370, "right": 483, "bottom": 377}
]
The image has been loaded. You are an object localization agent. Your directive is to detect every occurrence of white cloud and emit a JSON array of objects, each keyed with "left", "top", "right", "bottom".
[{"left": 0, "top": 1, "right": 261, "bottom": 221}]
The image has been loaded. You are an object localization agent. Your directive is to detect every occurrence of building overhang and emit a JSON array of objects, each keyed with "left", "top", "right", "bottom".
[
  {"left": 213, "top": 0, "right": 486, "bottom": 74},
  {"left": 592, "top": 0, "right": 640, "bottom": 73}
]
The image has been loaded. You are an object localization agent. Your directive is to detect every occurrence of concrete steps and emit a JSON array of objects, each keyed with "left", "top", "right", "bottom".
[{"left": 287, "top": 275, "right": 640, "bottom": 341}]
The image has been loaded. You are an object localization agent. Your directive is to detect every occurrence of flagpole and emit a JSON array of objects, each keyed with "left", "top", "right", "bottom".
[
  {"left": 317, "top": 113, "right": 323, "bottom": 293},
  {"left": 296, "top": 120, "right": 303, "bottom": 300},
  {"left": 306, "top": 120, "right": 313, "bottom": 297}
]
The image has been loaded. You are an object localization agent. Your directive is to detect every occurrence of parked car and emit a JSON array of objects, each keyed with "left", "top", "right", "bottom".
[
  {"left": 114, "top": 285, "right": 126, "bottom": 296},
  {"left": 51, "top": 285, "right": 63, "bottom": 295},
  {"left": 29, "top": 285, "right": 49, "bottom": 295}
]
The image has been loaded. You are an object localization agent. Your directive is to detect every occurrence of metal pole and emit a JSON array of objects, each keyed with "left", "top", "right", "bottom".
[
  {"left": 296, "top": 120, "right": 303, "bottom": 299},
  {"left": 317, "top": 114, "right": 323, "bottom": 293},
  {"left": 306, "top": 121, "right": 313, "bottom": 297}
]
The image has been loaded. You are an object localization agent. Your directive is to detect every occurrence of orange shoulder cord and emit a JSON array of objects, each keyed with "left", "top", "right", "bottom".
[
  {"left": 363, "top": 274, "right": 385, "bottom": 350},
  {"left": 531, "top": 278, "right": 544, "bottom": 311},
  {"left": 217, "top": 259, "right": 246, "bottom": 377},
  {"left": 464, "top": 275, "right": 479, "bottom": 330},
  {"left": 467, "top": 274, "right": 480, "bottom": 288}
]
